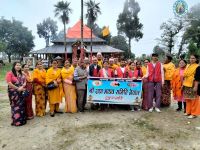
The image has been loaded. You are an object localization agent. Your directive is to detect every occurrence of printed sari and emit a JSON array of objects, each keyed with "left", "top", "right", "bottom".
[{"left": 6, "top": 72, "right": 27, "bottom": 126}]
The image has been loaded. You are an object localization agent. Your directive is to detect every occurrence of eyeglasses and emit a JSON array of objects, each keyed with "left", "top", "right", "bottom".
[{"left": 144, "top": 62, "right": 149, "bottom": 63}]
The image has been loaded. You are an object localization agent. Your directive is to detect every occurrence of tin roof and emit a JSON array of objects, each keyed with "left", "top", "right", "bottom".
[{"left": 30, "top": 44, "right": 123, "bottom": 54}]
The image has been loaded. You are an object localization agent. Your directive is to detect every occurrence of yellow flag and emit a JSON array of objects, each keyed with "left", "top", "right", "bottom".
[{"left": 102, "top": 26, "right": 110, "bottom": 37}]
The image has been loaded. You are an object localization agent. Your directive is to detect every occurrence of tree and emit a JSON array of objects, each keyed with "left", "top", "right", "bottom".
[
  {"left": 159, "top": 19, "right": 184, "bottom": 54},
  {"left": 0, "top": 17, "right": 34, "bottom": 62},
  {"left": 85, "top": 0, "right": 101, "bottom": 29},
  {"left": 187, "top": 41, "right": 200, "bottom": 57},
  {"left": 110, "top": 35, "right": 135, "bottom": 59},
  {"left": 153, "top": 45, "right": 166, "bottom": 56},
  {"left": 37, "top": 17, "right": 58, "bottom": 47},
  {"left": 117, "top": 0, "right": 143, "bottom": 57},
  {"left": 0, "top": 40, "right": 6, "bottom": 52},
  {"left": 85, "top": 0, "right": 101, "bottom": 60},
  {"left": 184, "top": 3, "right": 200, "bottom": 49},
  {"left": 54, "top": 1, "right": 72, "bottom": 59}
]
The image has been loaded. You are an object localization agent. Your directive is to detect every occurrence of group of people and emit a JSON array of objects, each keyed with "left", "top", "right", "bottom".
[{"left": 5, "top": 52, "right": 200, "bottom": 127}]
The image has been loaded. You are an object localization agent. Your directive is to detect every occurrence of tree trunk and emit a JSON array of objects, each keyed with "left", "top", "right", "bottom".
[
  {"left": 128, "top": 38, "right": 131, "bottom": 58},
  {"left": 46, "top": 38, "right": 49, "bottom": 47},
  {"left": 64, "top": 22, "right": 67, "bottom": 60},
  {"left": 8, "top": 54, "right": 11, "bottom": 63}
]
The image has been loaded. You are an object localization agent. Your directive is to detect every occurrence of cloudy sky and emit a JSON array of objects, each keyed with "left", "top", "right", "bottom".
[{"left": 0, "top": 0, "right": 199, "bottom": 56}]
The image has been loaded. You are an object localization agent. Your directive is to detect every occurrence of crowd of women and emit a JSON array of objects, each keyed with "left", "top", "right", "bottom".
[{"left": 5, "top": 52, "right": 200, "bottom": 126}]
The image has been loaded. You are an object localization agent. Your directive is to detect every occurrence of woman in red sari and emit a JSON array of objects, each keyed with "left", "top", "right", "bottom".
[{"left": 22, "top": 64, "right": 34, "bottom": 120}]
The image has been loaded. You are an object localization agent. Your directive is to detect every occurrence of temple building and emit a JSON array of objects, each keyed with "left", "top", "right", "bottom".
[{"left": 31, "top": 20, "right": 123, "bottom": 61}]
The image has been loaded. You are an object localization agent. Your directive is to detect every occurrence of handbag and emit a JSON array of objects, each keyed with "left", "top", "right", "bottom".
[
  {"left": 47, "top": 81, "right": 57, "bottom": 90},
  {"left": 21, "top": 90, "right": 30, "bottom": 97}
]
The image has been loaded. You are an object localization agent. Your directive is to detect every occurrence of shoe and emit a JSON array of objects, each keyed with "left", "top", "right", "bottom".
[
  {"left": 149, "top": 107, "right": 154, "bottom": 112},
  {"left": 184, "top": 113, "right": 190, "bottom": 116},
  {"left": 176, "top": 108, "right": 182, "bottom": 111},
  {"left": 188, "top": 115, "right": 197, "bottom": 119},
  {"left": 50, "top": 112, "right": 55, "bottom": 117},
  {"left": 155, "top": 107, "right": 161, "bottom": 113},
  {"left": 55, "top": 111, "right": 63, "bottom": 114},
  {"left": 131, "top": 109, "right": 135, "bottom": 112}
]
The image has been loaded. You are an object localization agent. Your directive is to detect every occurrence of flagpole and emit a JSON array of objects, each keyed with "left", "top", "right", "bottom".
[{"left": 81, "top": 0, "right": 84, "bottom": 60}]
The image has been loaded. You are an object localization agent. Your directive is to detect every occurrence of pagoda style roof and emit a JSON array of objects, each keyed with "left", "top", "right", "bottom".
[
  {"left": 66, "top": 20, "right": 96, "bottom": 39},
  {"left": 52, "top": 20, "right": 105, "bottom": 43},
  {"left": 53, "top": 37, "right": 105, "bottom": 43},
  {"left": 31, "top": 44, "right": 123, "bottom": 54}
]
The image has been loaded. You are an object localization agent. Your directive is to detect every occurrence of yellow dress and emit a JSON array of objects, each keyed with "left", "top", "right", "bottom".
[
  {"left": 61, "top": 66, "right": 77, "bottom": 113},
  {"left": 33, "top": 68, "right": 46, "bottom": 116},
  {"left": 46, "top": 67, "right": 64, "bottom": 112}
]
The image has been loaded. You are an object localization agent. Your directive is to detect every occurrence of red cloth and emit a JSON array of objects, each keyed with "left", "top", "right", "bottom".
[
  {"left": 127, "top": 70, "right": 134, "bottom": 78},
  {"left": 148, "top": 62, "right": 162, "bottom": 82},
  {"left": 6, "top": 71, "right": 18, "bottom": 83},
  {"left": 99, "top": 68, "right": 113, "bottom": 78},
  {"left": 116, "top": 67, "right": 128, "bottom": 78},
  {"left": 134, "top": 68, "right": 143, "bottom": 78},
  {"left": 93, "top": 68, "right": 99, "bottom": 77}
]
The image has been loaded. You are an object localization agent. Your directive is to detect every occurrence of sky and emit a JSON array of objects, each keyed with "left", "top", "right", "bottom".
[{"left": 0, "top": 0, "right": 199, "bottom": 57}]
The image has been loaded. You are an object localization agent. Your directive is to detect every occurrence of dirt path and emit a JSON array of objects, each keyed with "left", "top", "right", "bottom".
[{"left": 1, "top": 81, "right": 200, "bottom": 150}]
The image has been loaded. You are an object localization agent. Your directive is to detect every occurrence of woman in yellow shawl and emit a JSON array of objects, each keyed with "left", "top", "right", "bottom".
[
  {"left": 141, "top": 59, "right": 150, "bottom": 110},
  {"left": 183, "top": 54, "right": 200, "bottom": 119},
  {"left": 161, "top": 55, "right": 175, "bottom": 107},
  {"left": 171, "top": 59, "right": 187, "bottom": 112},
  {"left": 61, "top": 60, "right": 77, "bottom": 113},
  {"left": 33, "top": 61, "right": 46, "bottom": 117},
  {"left": 46, "top": 60, "right": 63, "bottom": 117}
]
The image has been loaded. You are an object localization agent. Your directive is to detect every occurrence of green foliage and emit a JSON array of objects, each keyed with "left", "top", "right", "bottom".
[
  {"left": 187, "top": 41, "right": 200, "bottom": 58},
  {"left": 37, "top": 18, "right": 58, "bottom": 47},
  {"left": 85, "top": 0, "right": 101, "bottom": 28},
  {"left": 0, "top": 17, "right": 34, "bottom": 62},
  {"left": 117, "top": 0, "right": 143, "bottom": 57},
  {"left": 54, "top": 1, "right": 72, "bottom": 25},
  {"left": 0, "top": 40, "right": 6, "bottom": 52},
  {"left": 184, "top": 3, "right": 200, "bottom": 49},
  {"left": 0, "top": 63, "right": 12, "bottom": 81},
  {"left": 110, "top": 35, "right": 135, "bottom": 59}
]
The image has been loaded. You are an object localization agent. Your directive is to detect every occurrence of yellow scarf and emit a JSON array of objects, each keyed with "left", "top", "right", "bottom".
[
  {"left": 61, "top": 66, "right": 74, "bottom": 80},
  {"left": 163, "top": 62, "right": 175, "bottom": 80},
  {"left": 23, "top": 71, "right": 33, "bottom": 82},
  {"left": 142, "top": 66, "right": 147, "bottom": 76},
  {"left": 46, "top": 67, "right": 61, "bottom": 84},
  {"left": 183, "top": 63, "right": 199, "bottom": 87},
  {"left": 33, "top": 68, "right": 46, "bottom": 83}
]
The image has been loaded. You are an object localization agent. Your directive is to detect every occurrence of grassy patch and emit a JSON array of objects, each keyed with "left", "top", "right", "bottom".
[
  {"left": 132, "top": 119, "right": 160, "bottom": 132},
  {"left": 0, "top": 63, "right": 12, "bottom": 81}
]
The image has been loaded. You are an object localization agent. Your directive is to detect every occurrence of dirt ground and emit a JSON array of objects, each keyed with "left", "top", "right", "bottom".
[{"left": 1, "top": 80, "right": 200, "bottom": 150}]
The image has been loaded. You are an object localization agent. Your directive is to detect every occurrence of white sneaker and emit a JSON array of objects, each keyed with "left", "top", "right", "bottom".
[
  {"left": 149, "top": 107, "right": 154, "bottom": 112},
  {"left": 155, "top": 107, "right": 161, "bottom": 113},
  {"left": 188, "top": 115, "right": 197, "bottom": 119}
]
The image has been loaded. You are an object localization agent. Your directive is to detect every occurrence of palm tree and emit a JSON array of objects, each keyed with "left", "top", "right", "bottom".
[
  {"left": 54, "top": 1, "right": 72, "bottom": 59},
  {"left": 85, "top": 0, "right": 101, "bottom": 60}
]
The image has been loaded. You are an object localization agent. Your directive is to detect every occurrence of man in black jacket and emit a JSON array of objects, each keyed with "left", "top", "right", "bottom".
[{"left": 89, "top": 57, "right": 101, "bottom": 77}]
